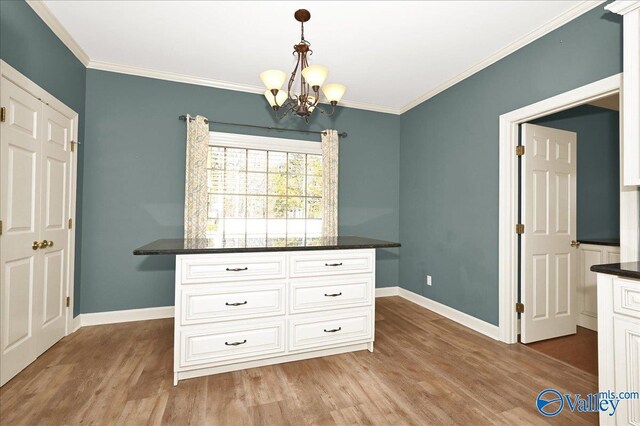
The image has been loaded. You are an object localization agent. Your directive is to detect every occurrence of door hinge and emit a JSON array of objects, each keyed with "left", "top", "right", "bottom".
[
  {"left": 516, "top": 303, "right": 524, "bottom": 314},
  {"left": 516, "top": 145, "right": 525, "bottom": 156},
  {"left": 0, "top": 107, "right": 6, "bottom": 123},
  {"left": 68, "top": 218, "right": 73, "bottom": 229},
  {"left": 70, "top": 141, "right": 75, "bottom": 152},
  {"left": 66, "top": 296, "right": 70, "bottom": 307},
  {"left": 516, "top": 223, "right": 525, "bottom": 234}
]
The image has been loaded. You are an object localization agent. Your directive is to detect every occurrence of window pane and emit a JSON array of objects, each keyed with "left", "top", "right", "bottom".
[
  {"left": 306, "top": 219, "right": 322, "bottom": 235},
  {"left": 268, "top": 173, "right": 287, "bottom": 195},
  {"left": 247, "top": 196, "right": 266, "bottom": 218},
  {"left": 209, "top": 147, "right": 225, "bottom": 170},
  {"left": 225, "top": 219, "right": 246, "bottom": 235},
  {"left": 208, "top": 194, "right": 224, "bottom": 219},
  {"left": 306, "top": 175, "right": 322, "bottom": 197},
  {"left": 287, "top": 219, "right": 305, "bottom": 234},
  {"left": 287, "top": 174, "right": 305, "bottom": 196},
  {"left": 208, "top": 169, "right": 225, "bottom": 193},
  {"left": 246, "top": 219, "right": 267, "bottom": 235},
  {"left": 306, "top": 198, "right": 321, "bottom": 219},
  {"left": 288, "top": 153, "right": 305, "bottom": 174},
  {"left": 224, "top": 195, "right": 246, "bottom": 218},
  {"left": 224, "top": 171, "right": 246, "bottom": 194},
  {"left": 225, "top": 148, "right": 246, "bottom": 171},
  {"left": 248, "top": 150, "right": 267, "bottom": 172},
  {"left": 268, "top": 151, "right": 287, "bottom": 173},
  {"left": 268, "top": 197, "right": 287, "bottom": 219},
  {"left": 247, "top": 172, "right": 266, "bottom": 195},
  {"left": 267, "top": 219, "right": 287, "bottom": 235},
  {"left": 307, "top": 155, "right": 322, "bottom": 176},
  {"left": 287, "top": 197, "right": 305, "bottom": 219}
]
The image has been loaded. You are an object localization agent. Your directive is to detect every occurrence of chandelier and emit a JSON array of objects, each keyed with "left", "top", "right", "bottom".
[{"left": 259, "top": 9, "right": 347, "bottom": 122}]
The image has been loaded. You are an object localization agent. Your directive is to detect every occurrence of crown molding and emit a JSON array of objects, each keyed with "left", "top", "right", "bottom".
[
  {"left": 26, "top": 1, "right": 90, "bottom": 66},
  {"left": 87, "top": 60, "right": 400, "bottom": 114},
  {"left": 398, "top": 0, "right": 605, "bottom": 114},
  {"left": 605, "top": 0, "right": 640, "bottom": 14}
]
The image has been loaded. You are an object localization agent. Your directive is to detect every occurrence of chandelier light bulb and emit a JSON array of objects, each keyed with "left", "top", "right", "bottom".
[
  {"left": 322, "top": 83, "right": 347, "bottom": 104},
  {"left": 260, "top": 70, "right": 287, "bottom": 91},
  {"left": 301, "top": 65, "right": 329, "bottom": 88}
]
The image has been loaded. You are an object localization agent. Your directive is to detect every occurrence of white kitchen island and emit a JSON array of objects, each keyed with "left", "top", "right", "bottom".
[{"left": 133, "top": 236, "right": 400, "bottom": 385}]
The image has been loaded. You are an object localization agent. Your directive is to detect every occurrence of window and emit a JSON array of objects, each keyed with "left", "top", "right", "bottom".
[{"left": 206, "top": 132, "right": 322, "bottom": 246}]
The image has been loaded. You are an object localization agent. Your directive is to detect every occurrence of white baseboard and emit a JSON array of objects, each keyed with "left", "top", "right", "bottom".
[
  {"left": 375, "top": 286, "right": 400, "bottom": 297},
  {"left": 375, "top": 286, "right": 500, "bottom": 340},
  {"left": 79, "top": 306, "right": 174, "bottom": 327},
  {"left": 72, "top": 287, "right": 499, "bottom": 342},
  {"left": 72, "top": 315, "right": 82, "bottom": 332},
  {"left": 578, "top": 313, "right": 598, "bottom": 332}
]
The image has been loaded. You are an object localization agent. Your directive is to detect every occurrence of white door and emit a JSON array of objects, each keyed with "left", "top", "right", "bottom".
[
  {"left": 0, "top": 77, "right": 72, "bottom": 385},
  {"left": 521, "top": 123, "right": 578, "bottom": 344}
]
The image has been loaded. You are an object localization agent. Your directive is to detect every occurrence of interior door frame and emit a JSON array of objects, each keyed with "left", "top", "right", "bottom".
[
  {"left": 0, "top": 59, "right": 79, "bottom": 335},
  {"left": 498, "top": 73, "right": 637, "bottom": 343}
]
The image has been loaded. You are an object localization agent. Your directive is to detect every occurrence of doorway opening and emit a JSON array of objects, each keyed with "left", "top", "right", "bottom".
[{"left": 517, "top": 94, "right": 620, "bottom": 376}]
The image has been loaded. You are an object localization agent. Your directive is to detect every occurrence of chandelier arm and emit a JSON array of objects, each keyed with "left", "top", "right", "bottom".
[{"left": 316, "top": 103, "right": 336, "bottom": 117}]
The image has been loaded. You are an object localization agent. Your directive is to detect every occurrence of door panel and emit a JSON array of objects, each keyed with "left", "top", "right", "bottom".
[
  {"left": 521, "top": 124, "right": 578, "bottom": 343},
  {"left": 0, "top": 78, "right": 42, "bottom": 385}
]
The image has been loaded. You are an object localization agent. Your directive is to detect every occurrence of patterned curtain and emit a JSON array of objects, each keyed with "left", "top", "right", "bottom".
[
  {"left": 321, "top": 130, "right": 339, "bottom": 237},
  {"left": 184, "top": 115, "right": 209, "bottom": 239}
]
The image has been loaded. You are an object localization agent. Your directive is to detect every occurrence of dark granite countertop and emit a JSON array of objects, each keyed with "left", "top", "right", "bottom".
[
  {"left": 578, "top": 238, "right": 620, "bottom": 247},
  {"left": 591, "top": 262, "right": 640, "bottom": 280},
  {"left": 133, "top": 236, "right": 401, "bottom": 255}
]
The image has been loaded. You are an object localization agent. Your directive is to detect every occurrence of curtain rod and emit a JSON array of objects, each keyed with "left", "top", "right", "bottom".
[{"left": 178, "top": 115, "right": 347, "bottom": 138}]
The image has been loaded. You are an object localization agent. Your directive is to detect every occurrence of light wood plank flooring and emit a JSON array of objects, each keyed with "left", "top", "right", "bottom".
[{"left": 0, "top": 296, "right": 597, "bottom": 425}]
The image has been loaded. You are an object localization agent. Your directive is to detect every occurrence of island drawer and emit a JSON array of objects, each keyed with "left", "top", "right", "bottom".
[
  {"left": 289, "top": 275, "right": 373, "bottom": 314},
  {"left": 179, "top": 319, "right": 286, "bottom": 368},
  {"left": 180, "top": 282, "right": 286, "bottom": 325},
  {"left": 178, "top": 253, "right": 286, "bottom": 284},
  {"left": 613, "top": 278, "right": 640, "bottom": 319},
  {"left": 289, "top": 250, "right": 374, "bottom": 278},
  {"left": 288, "top": 308, "right": 373, "bottom": 351}
]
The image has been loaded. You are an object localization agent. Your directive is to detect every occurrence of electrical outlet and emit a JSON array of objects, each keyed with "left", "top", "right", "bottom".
[{"left": 425, "top": 275, "right": 432, "bottom": 286}]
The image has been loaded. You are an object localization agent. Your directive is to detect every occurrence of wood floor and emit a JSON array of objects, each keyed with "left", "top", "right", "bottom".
[
  {"left": 0, "top": 297, "right": 597, "bottom": 425},
  {"left": 524, "top": 326, "right": 598, "bottom": 376}
]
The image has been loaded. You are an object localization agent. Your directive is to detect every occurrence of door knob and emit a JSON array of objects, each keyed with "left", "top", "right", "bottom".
[
  {"left": 32, "top": 241, "right": 39, "bottom": 250},
  {"left": 38, "top": 240, "right": 50, "bottom": 249},
  {"left": 570, "top": 240, "right": 581, "bottom": 248}
]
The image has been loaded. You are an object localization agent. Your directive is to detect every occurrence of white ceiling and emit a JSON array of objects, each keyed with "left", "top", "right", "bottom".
[{"left": 41, "top": 1, "right": 597, "bottom": 113}]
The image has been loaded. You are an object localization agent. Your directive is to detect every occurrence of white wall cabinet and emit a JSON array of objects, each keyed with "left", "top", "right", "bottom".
[
  {"left": 173, "top": 249, "right": 376, "bottom": 384},
  {"left": 578, "top": 244, "right": 620, "bottom": 331},
  {"left": 597, "top": 273, "right": 640, "bottom": 426}
]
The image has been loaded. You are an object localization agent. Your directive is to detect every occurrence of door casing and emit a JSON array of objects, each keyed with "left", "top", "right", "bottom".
[{"left": 498, "top": 73, "right": 636, "bottom": 344}]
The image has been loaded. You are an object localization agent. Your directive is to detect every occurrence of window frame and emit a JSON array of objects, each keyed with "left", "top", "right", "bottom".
[{"left": 207, "top": 131, "right": 323, "bottom": 243}]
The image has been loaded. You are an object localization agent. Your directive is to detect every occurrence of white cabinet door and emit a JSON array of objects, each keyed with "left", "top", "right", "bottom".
[
  {"left": 521, "top": 124, "right": 578, "bottom": 343},
  {"left": 613, "top": 315, "right": 640, "bottom": 425},
  {"left": 0, "top": 78, "right": 43, "bottom": 386}
]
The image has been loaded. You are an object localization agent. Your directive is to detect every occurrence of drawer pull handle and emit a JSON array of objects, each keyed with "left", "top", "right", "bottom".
[
  {"left": 226, "top": 267, "right": 248, "bottom": 272},
  {"left": 325, "top": 262, "right": 343, "bottom": 267},
  {"left": 225, "top": 339, "right": 247, "bottom": 346},
  {"left": 324, "top": 292, "right": 342, "bottom": 297},
  {"left": 324, "top": 327, "right": 342, "bottom": 333},
  {"left": 225, "top": 301, "right": 248, "bottom": 306}
]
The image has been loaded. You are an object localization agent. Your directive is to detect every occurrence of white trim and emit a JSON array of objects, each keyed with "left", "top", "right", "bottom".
[
  {"left": 209, "top": 131, "right": 322, "bottom": 155},
  {"left": 25, "top": 1, "right": 90, "bottom": 66},
  {"left": 605, "top": 0, "right": 640, "bottom": 14},
  {"left": 498, "top": 73, "right": 637, "bottom": 344},
  {"left": 397, "top": 288, "right": 501, "bottom": 340},
  {"left": 87, "top": 60, "right": 399, "bottom": 115},
  {"left": 399, "top": 1, "right": 605, "bottom": 113},
  {"left": 375, "top": 286, "right": 400, "bottom": 297},
  {"left": 72, "top": 315, "right": 81, "bottom": 333},
  {"left": 80, "top": 306, "right": 174, "bottom": 327},
  {"left": 0, "top": 59, "right": 79, "bottom": 337}
]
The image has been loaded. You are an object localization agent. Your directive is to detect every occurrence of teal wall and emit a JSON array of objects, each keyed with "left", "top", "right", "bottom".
[
  {"left": 531, "top": 105, "right": 620, "bottom": 240},
  {"left": 80, "top": 69, "right": 400, "bottom": 313},
  {"left": 0, "top": 0, "right": 86, "bottom": 316},
  {"left": 399, "top": 5, "right": 622, "bottom": 325}
]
